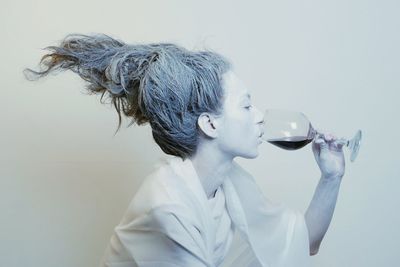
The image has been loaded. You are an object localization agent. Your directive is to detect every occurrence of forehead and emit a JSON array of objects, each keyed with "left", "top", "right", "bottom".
[{"left": 222, "top": 71, "right": 250, "bottom": 100}]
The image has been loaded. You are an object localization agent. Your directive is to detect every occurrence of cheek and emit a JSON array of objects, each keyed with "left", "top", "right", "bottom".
[{"left": 221, "top": 114, "right": 255, "bottom": 141}]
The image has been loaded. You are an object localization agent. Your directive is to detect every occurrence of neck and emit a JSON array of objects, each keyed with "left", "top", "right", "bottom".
[{"left": 189, "top": 142, "right": 234, "bottom": 199}]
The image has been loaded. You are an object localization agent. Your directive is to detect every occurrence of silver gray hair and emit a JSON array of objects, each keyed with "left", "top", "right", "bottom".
[{"left": 23, "top": 33, "right": 232, "bottom": 160}]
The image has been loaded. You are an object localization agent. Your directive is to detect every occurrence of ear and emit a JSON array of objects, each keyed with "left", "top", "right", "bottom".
[{"left": 197, "top": 113, "right": 219, "bottom": 139}]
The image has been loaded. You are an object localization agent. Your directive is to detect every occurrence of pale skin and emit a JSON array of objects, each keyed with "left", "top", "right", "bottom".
[{"left": 189, "top": 70, "right": 346, "bottom": 256}]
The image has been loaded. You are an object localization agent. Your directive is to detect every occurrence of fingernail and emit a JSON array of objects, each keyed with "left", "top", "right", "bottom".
[{"left": 325, "top": 133, "right": 334, "bottom": 140}]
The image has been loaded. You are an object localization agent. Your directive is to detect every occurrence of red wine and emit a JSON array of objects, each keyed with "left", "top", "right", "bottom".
[{"left": 267, "top": 136, "right": 313, "bottom": 150}]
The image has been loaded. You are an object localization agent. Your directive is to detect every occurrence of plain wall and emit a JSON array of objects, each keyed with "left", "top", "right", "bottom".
[{"left": 1, "top": 0, "right": 399, "bottom": 266}]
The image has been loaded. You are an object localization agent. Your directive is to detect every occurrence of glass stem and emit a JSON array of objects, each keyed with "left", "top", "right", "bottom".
[
  {"left": 308, "top": 126, "right": 320, "bottom": 140},
  {"left": 311, "top": 126, "right": 352, "bottom": 148},
  {"left": 308, "top": 127, "right": 352, "bottom": 147}
]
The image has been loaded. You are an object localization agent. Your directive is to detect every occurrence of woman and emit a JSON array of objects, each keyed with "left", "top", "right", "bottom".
[{"left": 24, "top": 33, "right": 346, "bottom": 267}]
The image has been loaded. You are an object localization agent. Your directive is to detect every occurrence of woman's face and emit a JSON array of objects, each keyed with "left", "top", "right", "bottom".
[{"left": 216, "top": 70, "right": 265, "bottom": 159}]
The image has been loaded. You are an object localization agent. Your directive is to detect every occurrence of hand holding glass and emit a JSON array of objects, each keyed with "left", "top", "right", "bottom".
[{"left": 260, "top": 109, "right": 362, "bottom": 162}]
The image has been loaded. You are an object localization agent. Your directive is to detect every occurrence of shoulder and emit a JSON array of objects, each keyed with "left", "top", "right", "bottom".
[
  {"left": 115, "top": 165, "right": 206, "bottom": 242},
  {"left": 122, "top": 160, "right": 199, "bottom": 221}
]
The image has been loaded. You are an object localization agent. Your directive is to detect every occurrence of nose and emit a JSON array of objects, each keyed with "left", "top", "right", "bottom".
[
  {"left": 254, "top": 106, "right": 265, "bottom": 125},
  {"left": 254, "top": 106, "right": 265, "bottom": 137}
]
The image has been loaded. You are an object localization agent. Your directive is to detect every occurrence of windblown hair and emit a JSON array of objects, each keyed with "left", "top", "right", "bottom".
[{"left": 23, "top": 33, "right": 232, "bottom": 160}]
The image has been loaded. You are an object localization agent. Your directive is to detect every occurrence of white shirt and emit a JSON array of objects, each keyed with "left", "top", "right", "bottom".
[
  {"left": 207, "top": 185, "right": 234, "bottom": 267},
  {"left": 100, "top": 156, "right": 311, "bottom": 267}
]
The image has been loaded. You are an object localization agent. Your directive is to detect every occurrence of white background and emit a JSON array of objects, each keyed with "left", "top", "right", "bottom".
[{"left": 1, "top": 0, "right": 398, "bottom": 266}]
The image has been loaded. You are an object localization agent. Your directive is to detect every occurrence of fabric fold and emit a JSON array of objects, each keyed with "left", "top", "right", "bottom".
[
  {"left": 221, "top": 160, "right": 311, "bottom": 267},
  {"left": 100, "top": 156, "right": 311, "bottom": 267}
]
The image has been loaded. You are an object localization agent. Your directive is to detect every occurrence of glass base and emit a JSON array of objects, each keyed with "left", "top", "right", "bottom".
[{"left": 348, "top": 130, "right": 362, "bottom": 162}]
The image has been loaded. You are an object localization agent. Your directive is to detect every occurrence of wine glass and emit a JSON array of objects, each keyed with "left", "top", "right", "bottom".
[{"left": 260, "top": 109, "right": 362, "bottom": 162}]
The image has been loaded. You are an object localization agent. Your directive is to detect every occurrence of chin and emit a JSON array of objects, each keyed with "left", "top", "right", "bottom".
[
  {"left": 250, "top": 151, "right": 260, "bottom": 159},
  {"left": 222, "top": 142, "right": 260, "bottom": 159},
  {"left": 240, "top": 149, "right": 259, "bottom": 159}
]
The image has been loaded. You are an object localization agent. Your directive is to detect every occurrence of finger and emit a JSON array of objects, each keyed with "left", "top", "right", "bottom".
[
  {"left": 324, "top": 133, "right": 336, "bottom": 142},
  {"left": 334, "top": 138, "right": 347, "bottom": 149},
  {"left": 313, "top": 138, "right": 323, "bottom": 152},
  {"left": 314, "top": 135, "right": 329, "bottom": 156},
  {"left": 318, "top": 138, "right": 330, "bottom": 156},
  {"left": 312, "top": 135, "right": 323, "bottom": 155},
  {"left": 324, "top": 133, "right": 332, "bottom": 141},
  {"left": 315, "top": 133, "right": 325, "bottom": 142},
  {"left": 320, "top": 140, "right": 329, "bottom": 150},
  {"left": 330, "top": 140, "right": 340, "bottom": 151}
]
